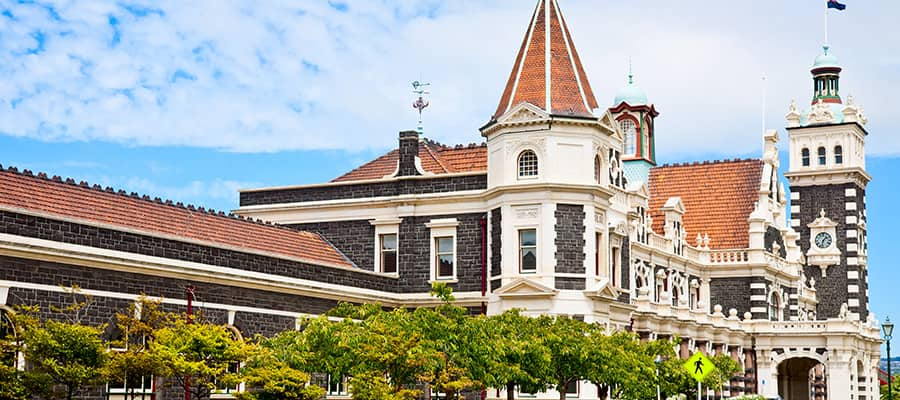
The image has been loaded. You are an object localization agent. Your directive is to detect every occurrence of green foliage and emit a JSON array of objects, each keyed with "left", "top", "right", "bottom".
[
  {"left": 235, "top": 342, "right": 323, "bottom": 400},
  {"left": 476, "top": 310, "right": 550, "bottom": 400},
  {"left": 24, "top": 318, "right": 108, "bottom": 400},
  {"left": 882, "top": 379, "right": 900, "bottom": 400},
  {"left": 704, "top": 353, "right": 743, "bottom": 391},
  {"left": 150, "top": 318, "right": 253, "bottom": 400},
  {"left": 103, "top": 297, "right": 170, "bottom": 400}
]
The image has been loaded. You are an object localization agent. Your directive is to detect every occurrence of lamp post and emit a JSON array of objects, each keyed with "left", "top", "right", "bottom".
[
  {"left": 885, "top": 316, "right": 894, "bottom": 400},
  {"left": 655, "top": 355, "right": 661, "bottom": 400}
]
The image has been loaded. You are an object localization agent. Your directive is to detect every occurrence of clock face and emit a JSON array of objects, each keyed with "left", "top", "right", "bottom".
[{"left": 815, "top": 232, "right": 833, "bottom": 249}]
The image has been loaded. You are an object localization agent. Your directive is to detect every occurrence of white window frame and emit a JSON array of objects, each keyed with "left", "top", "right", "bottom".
[
  {"left": 518, "top": 227, "right": 538, "bottom": 274},
  {"left": 426, "top": 219, "right": 459, "bottom": 282},
  {"left": 326, "top": 374, "right": 350, "bottom": 398},
  {"left": 517, "top": 150, "right": 539, "bottom": 180},
  {"left": 621, "top": 119, "right": 637, "bottom": 156},
  {"left": 370, "top": 219, "right": 402, "bottom": 275}
]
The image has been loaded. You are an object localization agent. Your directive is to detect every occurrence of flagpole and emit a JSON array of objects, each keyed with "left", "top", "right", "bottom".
[{"left": 824, "top": 4, "right": 829, "bottom": 46}]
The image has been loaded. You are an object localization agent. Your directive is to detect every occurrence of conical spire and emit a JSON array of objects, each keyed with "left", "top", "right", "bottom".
[{"left": 492, "top": 0, "right": 599, "bottom": 120}]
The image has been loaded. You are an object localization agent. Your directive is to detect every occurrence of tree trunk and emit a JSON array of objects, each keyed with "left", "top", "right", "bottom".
[
  {"left": 558, "top": 381, "right": 566, "bottom": 400},
  {"left": 506, "top": 382, "right": 515, "bottom": 400}
]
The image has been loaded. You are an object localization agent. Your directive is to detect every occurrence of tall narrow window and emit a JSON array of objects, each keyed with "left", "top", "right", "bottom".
[
  {"left": 768, "top": 293, "right": 781, "bottom": 321},
  {"left": 380, "top": 234, "right": 398, "bottom": 274},
  {"left": 620, "top": 120, "right": 637, "bottom": 156},
  {"left": 802, "top": 148, "right": 810, "bottom": 167},
  {"left": 817, "top": 147, "right": 827, "bottom": 165},
  {"left": 834, "top": 145, "right": 843, "bottom": 164},
  {"left": 610, "top": 246, "right": 620, "bottom": 286},
  {"left": 593, "top": 155, "right": 602, "bottom": 184},
  {"left": 519, "top": 229, "right": 537, "bottom": 273},
  {"left": 327, "top": 375, "right": 349, "bottom": 397},
  {"left": 518, "top": 150, "right": 539, "bottom": 178},
  {"left": 564, "top": 381, "right": 579, "bottom": 398},
  {"left": 1, "top": 310, "right": 17, "bottom": 370},
  {"left": 434, "top": 236, "right": 455, "bottom": 280}
]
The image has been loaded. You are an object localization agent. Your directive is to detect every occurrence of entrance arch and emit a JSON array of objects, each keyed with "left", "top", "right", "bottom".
[{"left": 775, "top": 356, "right": 826, "bottom": 400}]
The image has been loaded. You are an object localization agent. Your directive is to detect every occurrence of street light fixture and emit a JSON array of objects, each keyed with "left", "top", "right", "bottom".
[{"left": 884, "top": 316, "right": 894, "bottom": 400}]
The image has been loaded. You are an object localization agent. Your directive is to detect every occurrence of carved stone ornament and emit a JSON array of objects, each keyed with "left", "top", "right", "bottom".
[
  {"left": 807, "top": 99, "right": 835, "bottom": 125},
  {"left": 514, "top": 206, "right": 540, "bottom": 220}
]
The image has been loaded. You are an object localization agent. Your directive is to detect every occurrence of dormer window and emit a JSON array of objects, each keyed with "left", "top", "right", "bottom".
[
  {"left": 834, "top": 145, "right": 843, "bottom": 164},
  {"left": 817, "top": 147, "right": 827, "bottom": 165},
  {"left": 518, "top": 150, "right": 539, "bottom": 179},
  {"left": 801, "top": 148, "right": 810, "bottom": 167},
  {"left": 620, "top": 119, "right": 637, "bottom": 156}
]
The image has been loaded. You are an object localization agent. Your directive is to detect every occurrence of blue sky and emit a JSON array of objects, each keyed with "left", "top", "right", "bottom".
[{"left": 0, "top": 1, "right": 898, "bottom": 334}]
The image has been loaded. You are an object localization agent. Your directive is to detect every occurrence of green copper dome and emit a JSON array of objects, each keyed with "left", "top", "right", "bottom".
[
  {"left": 613, "top": 74, "right": 648, "bottom": 106},
  {"left": 813, "top": 45, "right": 840, "bottom": 68}
]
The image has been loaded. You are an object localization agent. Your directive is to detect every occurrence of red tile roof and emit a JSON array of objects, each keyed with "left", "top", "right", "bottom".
[
  {"left": 332, "top": 140, "right": 487, "bottom": 183},
  {"left": 648, "top": 159, "right": 764, "bottom": 250},
  {"left": 0, "top": 166, "right": 354, "bottom": 268},
  {"left": 492, "top": 0, "right": 599, "bottom": 120}
]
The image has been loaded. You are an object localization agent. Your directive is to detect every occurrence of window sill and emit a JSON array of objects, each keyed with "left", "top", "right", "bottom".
[{"left": 430, "top": 279, "right": 458, "bottom": 284}]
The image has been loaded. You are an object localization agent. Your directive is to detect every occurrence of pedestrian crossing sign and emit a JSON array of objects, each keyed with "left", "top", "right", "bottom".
[{"left": 683, "top": 352, "right": 716, "bottom": 382}]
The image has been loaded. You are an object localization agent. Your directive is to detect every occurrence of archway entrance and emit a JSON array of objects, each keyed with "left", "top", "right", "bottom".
[{"left": 777, "top": 357, "right": 825, "bottom": 400}]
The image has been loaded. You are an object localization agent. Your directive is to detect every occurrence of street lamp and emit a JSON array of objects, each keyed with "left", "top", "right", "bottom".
[{"left": 884, "top": 316, "right": 894, "bottom": 400}]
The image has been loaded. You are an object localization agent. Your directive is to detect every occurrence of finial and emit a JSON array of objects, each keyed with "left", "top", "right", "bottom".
[
  {"left": 820, "top": 208, "right": 827, "bottom": 218},
  {"left": 823, "top": 45, "right": 830, "bottom": 56},
  {"left": 411, "top": 80, "right": 431, "bottom": 134},
  {"left": 627, "top": 57, "right": 634, "bottom": 85}
]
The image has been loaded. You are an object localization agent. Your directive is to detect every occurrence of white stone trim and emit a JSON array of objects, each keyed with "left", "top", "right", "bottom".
[
  {"left": 750, "top": 295, "right": 767, "bottom": 302},
  {"left": 847, "top": 257, "right": 859, "bottom": 266},
  {"left": 791, "top": 219, "right": 801, "bottom": 227},
  {"left": 845, "top": 188, "right": 857, "bottom": 197},
  {"left": 846, "top": 215, "right": 858, "bottom": 224},
  {"left": 846, "top": 202, "right": 857, "bottom": 211},
  {"left": 750, "top": 283, "right": 767, "bottom": 290},
  {"left": 791, "top": 192, "right": 800, "bottom": 201},
  {"left": 428, "top": 221, "right": 459, "bottom": 282},
  {"left": 371, "top": 219, "right": 401, "bottom": 275},
  {"left": 848, "top": 299, "right": 860, "bottom": 307},
  {"left": 848, "top": 285, "right": 859, "bottom": 294},
  {"left": 848, "top": 270, "right": 859, "bottom": 280},
  {"left": 790, "top": 205, "right": 800, "bottom": 214},
  {"left": 847, "top": 243, "right": 858, "bottom": 252},
  {"left": 847, "top": 230, "right": 858, "bottom": 239},
  {"left": 750, "top": 307, "right": 767, "bottom": 314}
]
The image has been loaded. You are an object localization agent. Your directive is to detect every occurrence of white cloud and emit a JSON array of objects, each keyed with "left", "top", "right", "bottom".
[
  {"left": 121, "top": 177, "right": 258, "bottom": 208},
  {"left": 0, "top": 0, "right": 897, "bottom": 156}
]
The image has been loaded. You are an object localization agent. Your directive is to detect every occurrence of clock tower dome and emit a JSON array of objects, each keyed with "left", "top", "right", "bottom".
[{"left": 785, "top": 45, "right": 870, "bottom": 321}]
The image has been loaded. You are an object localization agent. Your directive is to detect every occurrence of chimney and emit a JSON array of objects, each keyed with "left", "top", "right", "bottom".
[{"left": 397, "top": 130, "right": 421, "bottom": 177}]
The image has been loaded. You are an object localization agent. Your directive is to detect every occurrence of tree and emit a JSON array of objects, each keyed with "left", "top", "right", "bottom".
[
  {"left": 235, "top": 336, "right": 324, "bottom": 400},
  {"left": 150, "top": 318, "right": 253, "bottom": 400},
  {"left": 477, "top": 310, "right": 550, "bottom": 400},
  {"left": 537, "top": 315, "right": 600, "bottom": 400},
  {"left": 0, "top": 306, "right": 51, "bottom": 400},
  {"left": 103, "top": 297, "right": 170, "bottom": 400},
  {"left": 591, "top": 332, "right": 661, "bottom": 400},
  {"left": 23, "top": 318, "right": 108, "bottom": 400}
]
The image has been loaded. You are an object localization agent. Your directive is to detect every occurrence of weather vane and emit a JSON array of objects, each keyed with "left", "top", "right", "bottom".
[{"left": 411, "top": 80, "right": 430, "bottom": 134}]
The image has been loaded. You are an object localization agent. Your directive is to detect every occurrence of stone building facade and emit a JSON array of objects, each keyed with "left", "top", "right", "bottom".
[{"left": 0, "top": 1, "right": 882, "bottom": 400}]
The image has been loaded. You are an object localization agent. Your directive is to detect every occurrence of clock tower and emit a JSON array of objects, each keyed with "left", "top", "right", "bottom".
[{"left": 785, "top": 45, "right": 870, "bottom": 321}]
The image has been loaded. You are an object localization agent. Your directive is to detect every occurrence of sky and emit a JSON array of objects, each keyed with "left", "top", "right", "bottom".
[{"left": 0, "top": 0, "right": 898, "bottom": 337}]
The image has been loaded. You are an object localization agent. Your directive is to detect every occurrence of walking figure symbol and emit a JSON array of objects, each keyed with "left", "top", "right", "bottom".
[{"left": 694, "top": 359, "right": 704, "bottom": 374}]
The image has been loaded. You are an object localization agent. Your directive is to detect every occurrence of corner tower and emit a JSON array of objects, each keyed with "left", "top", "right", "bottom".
[
  {"left": 785, "top": 45, "right": 870, "bottom": 321},
  {"left": 609, "top": 69, "right": 659, "bottom": 185}
]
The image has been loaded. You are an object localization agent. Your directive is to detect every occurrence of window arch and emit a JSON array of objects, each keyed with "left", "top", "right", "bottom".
[
  {"left": 768, "top": 292, "right": 782, "bottom": 321},
  {"left": 593, "top": 155, "right": 602, "bottom": 184},
  {"left": 817, "top": 147, "right": 827, "bottom": 165},
  {"left": 834, "top": 145, "right": 843, "bottom": 164},
  {"left": 801, "top": 148, "right": 810, "bottom": 167},
  {"left": 620, "top": 120, "right": 637, "bottom": 156},
  {"left": 517, "top": 150, "right": 539, "bottom": 178}
]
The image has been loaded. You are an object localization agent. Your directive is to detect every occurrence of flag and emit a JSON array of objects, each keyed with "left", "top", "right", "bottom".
[{"left": 828, "top": 0, "right": 846, "bottom": 11}]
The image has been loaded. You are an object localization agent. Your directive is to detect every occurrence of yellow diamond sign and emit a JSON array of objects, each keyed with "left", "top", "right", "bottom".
[{"left": 683, "top": 352, "right": 716, "bottom": 382}]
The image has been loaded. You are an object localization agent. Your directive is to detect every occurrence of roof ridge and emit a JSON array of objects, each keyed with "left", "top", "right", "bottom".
[
  {"left": 331, "top": 148, "right": 399, "bottom": 182},
  {"left": 654, "top": 158, "right": 763, "bottom": 169},
  {"left": 0, "top": 163, "right": 302, "bottom": 234},
  {"left": 421, "top": 141, "right": 453, "bottom": 173}
]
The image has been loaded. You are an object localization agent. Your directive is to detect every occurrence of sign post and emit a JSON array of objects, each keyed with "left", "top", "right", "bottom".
[{"left": 683, "top": 352, "right": 716, "bottom": 400}]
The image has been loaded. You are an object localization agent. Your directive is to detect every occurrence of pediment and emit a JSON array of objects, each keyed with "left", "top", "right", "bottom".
[
  {"left": 598, "top": 111, "right": 621, "bottom": 140},
  {"left": 496, "top": 102, "right": 550, "bottom": 124},
  {"left": 494, "top": 278, "right": 558, "bottom": 299},
  {"left": 628, "top": 182, "right": 650, "bottom": 199},
  {"left": 808, "top": 209, "right": 838, "bottom": 229},
  {"left": 585, "top": 278, "right": 620, "bottom": 301},
  {"left": 662, "top": 196, "right": 686, "bottom": 214}
]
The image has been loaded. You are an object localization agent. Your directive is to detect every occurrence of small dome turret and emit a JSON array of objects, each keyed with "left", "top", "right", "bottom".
[
  {"left": 813, "top": 45, "right": 841, "bottom": 69},
  {"left": 613, "top": 73, "right": 648, "bottom": 106}
]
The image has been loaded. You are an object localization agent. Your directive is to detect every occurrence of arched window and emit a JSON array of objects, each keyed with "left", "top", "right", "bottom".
[
  {"left": 517, "top": 150, "right": 539, "bottom": 178},
  {"left": 620, "top": 120, "right": 637, "bottom": 156},
  {"left": 768, "top": 292, "right": 781, "bottom": 321},
  {"left": 593, "top": 155, "right": 602, "bottom": 184},
  {"left": 801, "top": 148, "right": 810, "bottom": 167},
  {"left": 817, "top": 147, "right": 827, "bottom": 165},
  {"left": 834, "top": 145, "right": 843, "bottom": 164},
  {"left": 1, "top": 308, "right": 17, "bottom": 370}
]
